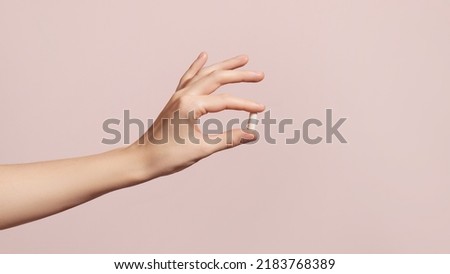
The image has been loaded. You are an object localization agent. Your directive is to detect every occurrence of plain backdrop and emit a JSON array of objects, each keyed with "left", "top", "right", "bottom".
[{"left": 0, "top": 0, "right": 449, "bottom": 253}]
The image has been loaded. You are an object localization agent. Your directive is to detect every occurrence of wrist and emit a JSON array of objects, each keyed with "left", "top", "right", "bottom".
[{"left": 120, "top": 144, "right": 159, "bottom": 185}]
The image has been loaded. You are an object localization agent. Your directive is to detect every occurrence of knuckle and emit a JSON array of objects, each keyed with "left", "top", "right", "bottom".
[
  {"left": 197, "top": 68, "right": 207, "bottom": 76},
  {"left": 176, "top": 95, "right": 192, "bottom": 109},
  {"left": 191, "top": 99, "right": 203, "bottom": 112},
  {"left": 179, "top": 74, "right": 189, "bottom": 83},
  {"left": 178, "top": 95, "right": 203, "bottom": 114},
  {"left": 210, "top": 70, "right": 223, "bottom": 81}
]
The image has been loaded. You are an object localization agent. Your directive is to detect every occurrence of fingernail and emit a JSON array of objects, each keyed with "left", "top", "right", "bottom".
[
  {"left": 242, "top": 132, "right": 256, "bottom": 139},
  {"left": 253, "top": 103, "right": 265, "bottom": 110},
  {"left": 240, "top": 55, "right": 249, "bottom": 61},
  {"left": 241, "top": 134, "right": 256, "bottom": 144}
]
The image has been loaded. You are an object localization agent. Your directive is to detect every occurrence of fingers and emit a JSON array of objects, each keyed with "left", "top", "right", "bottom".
[
  {"left": 200, "top": 55, "right": 249, "bottom": 76},
  {"left": 174, "top": 54, "right": 265, "bottom": 154},
  {"left": 177, "top": 54, "right": 251, "bottom": 90},
  {"left": 190, "top": 70, "right": 265, "bottom": 95},
  {"left": 200, "top": 94, "right": 265, "bottom": 115},
  {"left": 177, "top": 52, "right": 208, "bottom": 90}
]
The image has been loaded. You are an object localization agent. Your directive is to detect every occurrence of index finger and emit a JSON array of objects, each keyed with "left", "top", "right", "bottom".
[{"left": 189, "top": 70, "right": 265, "bottom": 95}]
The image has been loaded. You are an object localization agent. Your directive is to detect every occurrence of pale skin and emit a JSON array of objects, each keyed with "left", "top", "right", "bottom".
[{"left": 0, "top": 53, "right": 265, "bottom": 230}]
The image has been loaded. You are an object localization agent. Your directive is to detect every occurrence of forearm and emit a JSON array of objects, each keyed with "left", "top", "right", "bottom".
[{"left": 0, "top": 147, "right": 152, "bottom": 230}]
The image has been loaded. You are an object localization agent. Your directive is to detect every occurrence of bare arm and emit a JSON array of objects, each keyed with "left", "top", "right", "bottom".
[{"left": 0, "top": 53, "right": 265, "bottom": 229}]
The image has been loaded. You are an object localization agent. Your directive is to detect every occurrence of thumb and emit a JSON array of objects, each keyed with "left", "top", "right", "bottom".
[{"left": 207, "top": 128, "right": 257, "bottom": 154}]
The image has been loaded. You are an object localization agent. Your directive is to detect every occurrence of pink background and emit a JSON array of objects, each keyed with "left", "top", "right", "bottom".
[{"left": 1, "top": 0, "right": 449, "bottom": 253}]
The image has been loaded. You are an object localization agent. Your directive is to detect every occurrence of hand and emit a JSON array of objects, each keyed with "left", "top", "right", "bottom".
[
  {"left": 0, "top": 53, "right": 265, "bottom": 229},
  {"left": 128, "top": 52, "right": 265, "bottom": 180}
]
